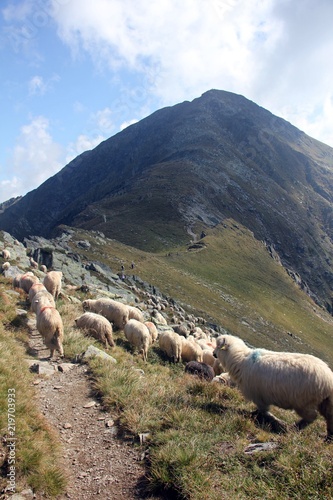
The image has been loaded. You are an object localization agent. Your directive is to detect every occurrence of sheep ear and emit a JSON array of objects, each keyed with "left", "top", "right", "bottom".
[{"left": 220, "top": 338, "right": 227, "bottom": 350}]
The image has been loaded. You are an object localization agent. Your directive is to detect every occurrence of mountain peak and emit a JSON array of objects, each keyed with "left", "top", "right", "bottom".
[{"left": 0, "top": 90, "right": 333, "bottom": 306}]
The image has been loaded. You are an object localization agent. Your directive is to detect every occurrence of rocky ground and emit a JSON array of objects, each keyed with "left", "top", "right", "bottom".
[{"left": 21, "top": 317, "right": 162, "bottom": 500}]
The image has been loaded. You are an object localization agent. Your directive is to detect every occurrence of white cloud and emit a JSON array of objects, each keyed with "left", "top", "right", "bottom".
[
  {"left": 29, "top": 75, "right": 46, "bottom": 95},
  {"left": 28, "top": 74, "right": 60, "bottom": 95},
  {"left": 0, "top": 116, "right": 64, "bottom": 202},
  {"left": 120, "top": 119, "right": 138, "bottom": 131},
  {"left": 50, "top": 0, "right": 333, "bottom": 147},
  {"left": 93, "top": 107, "right": 114, "bottom": 135},
  {"left": 65, "top": 134, "right": 105, "bottom": 165}
]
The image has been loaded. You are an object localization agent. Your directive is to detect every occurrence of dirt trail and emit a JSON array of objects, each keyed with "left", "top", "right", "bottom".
[{"left": 26, "top": 318, "right": 156, "bottom": 500}]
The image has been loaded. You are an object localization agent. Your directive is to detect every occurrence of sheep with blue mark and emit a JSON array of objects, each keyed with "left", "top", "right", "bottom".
[{"left": 213, "top": 334, "right": 333, "bottom": 441}]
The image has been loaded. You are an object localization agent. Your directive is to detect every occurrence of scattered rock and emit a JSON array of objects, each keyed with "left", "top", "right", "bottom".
[
  {"left": 244, "top": 442, "right": 278, "bottom": 454},
  {"left": 83, "top": 401, "right": 97, "bottom": 408},
  {"left": 82, "top": 345, "right": 117, "bottom": 363},
  {"left": 58, "top": 362, "right": 77, "bottom": 373}
]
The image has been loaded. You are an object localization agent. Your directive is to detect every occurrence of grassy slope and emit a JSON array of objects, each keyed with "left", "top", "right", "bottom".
[
  {"left": 2, "top": 222, "right": 333, "bottom": 499},
  {"left": 69, "top": 219, "right": 333, "bottom": 365}
]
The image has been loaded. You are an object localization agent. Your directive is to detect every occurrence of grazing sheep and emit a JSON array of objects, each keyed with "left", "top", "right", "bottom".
[
  {"left": 2, "top": 249, "right": 10, "bottom": 260},
  {"left": 152, "top": 309, "right": 168, "bottom": 326},
  {"left": 212, "top": 372, "right": 236, "bottom": 387},
  {"left": 28, "top": 282, "right": 47, "bottom": 303},
  {"left": 202, "top": 349, "right": 215, "bottom": 368},
  {"left": 19, "top": 273, "right": 40, "bottom": 293},
  {"left": 43, "top": 271, "right": 63, "bottom": 300},
  {"left": 2, "top": 262, "right": 10, "bottom": 271},
  {"left": 75, "top": 312, "right": 115, "bottom": 349},
  {"left": 144, "top": 321, "right": 158, "bottom": 344},
  {"left": 36, "top": 305, "right": 64, "bottom": 358},
  {"left": 40, "top": 264, "right": 47, "bottom": 273},
  {"left": 12, "top": 272, "right": 32, "bottom": 289},
  {"left": 185, "top": 361, "right": 215, "bottom": 381},
  {"left": 173, "top": 324, "right": 190, "bottom": 337},
  {"left": 159, "top": 330, "right": 182, "bottom": 363},
  {"left": 31, "top": 290, "right": 56, "bottom": 314},
  {"left": 180, "top": 336, "right": 203, "bottom": 363},
  {"left": 128, "top": 305, "right": 144, "bottom": 322},
  {"left": 124, "top": 319, "right": 150, "bottom": 361},
  {"left": 214, "top": 334, "right": 333, "bottom": 440},
  {"left": 82, "top": 298, "right": 129, "bottom": 330}
]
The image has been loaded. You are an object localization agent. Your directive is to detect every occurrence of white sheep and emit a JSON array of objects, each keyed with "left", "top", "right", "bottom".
[
  {"left": 28, "top": 282, "right": 47, "bottom": 303},
  {"left": 202, "top": 349, "right": 215, "bottom": 367},
  {"left": 158, "top": 330, "right": 182, "bottom": 363},
  {"left": 124, "top": 319, "right": 150, "bottom": 361},
  {"left": 40, "top": 264, "right": 47, "bottom": 273},
  {"left": 19, "top": 273, "right": 40, "bottom": 293},
  {"left": 144, "top": 321, "right": 158, "bottom": 344},
  {"left": 2, "top": 262, "right": 10, "bottom": 271},
  {"left": 12, "top": 272, "right": 32, "bottom": 289},
  {"left": 36, "top": 305, "right": 64, "bottom": 358},
  {"left": 31, "top": 290, "right": 56, "bottom": 314},
  {"left": 180, "top": 336, "right": 203, "bottom": 363},
  {"left": 75, "top": 312, "right": 115, "bottom": 349},
  {"left": 82, "top": 298, "right": 129, "bottom": 330},
  {"left": 2, "top": 249, "right": 11, "bottom": 260},
  {"left": 43, "top": 270, "right": 63, "bottom": 300},
  {"left": 214, "top": 334, "right": 333, "bottom": 440},
  {"left": 128, "top": 305, "right": 144, "bottom": 322},
  {"left": 152, "top": 309, "right": 168, "bottom": 326}
]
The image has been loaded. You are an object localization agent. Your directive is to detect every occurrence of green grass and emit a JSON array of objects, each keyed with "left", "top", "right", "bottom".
[{"left": 2, "top": 217, "right": 333, "bottom": 499}]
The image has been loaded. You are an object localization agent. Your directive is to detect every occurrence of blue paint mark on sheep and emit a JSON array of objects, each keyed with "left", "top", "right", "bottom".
[{"left": 249, "top": 349, "right": 263, "bottom": 363}]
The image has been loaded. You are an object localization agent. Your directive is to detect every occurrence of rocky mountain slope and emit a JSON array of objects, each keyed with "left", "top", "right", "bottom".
[{"left": 1, "top": 89, "right": 333, "bottom": 307}]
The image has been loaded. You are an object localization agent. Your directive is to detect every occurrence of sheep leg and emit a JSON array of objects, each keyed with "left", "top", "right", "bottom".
[
  {"left": 252, "top": 409, "right": 288, "bottom": 433},
  {"left": 318, "top": 397, "right": 333, "bottom": 441},
  {"left": 294, "top": 408, "right": 318, "bottom": 431}
]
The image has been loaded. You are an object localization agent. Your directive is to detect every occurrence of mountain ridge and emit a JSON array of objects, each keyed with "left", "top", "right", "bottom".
[{"left": 1, "top": 89, "right": 333, "bottom": 307}]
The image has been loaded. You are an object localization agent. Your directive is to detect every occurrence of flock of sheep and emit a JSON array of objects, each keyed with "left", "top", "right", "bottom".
[{"left": 3, "top": 245, "right": 333, "bottom": 442}]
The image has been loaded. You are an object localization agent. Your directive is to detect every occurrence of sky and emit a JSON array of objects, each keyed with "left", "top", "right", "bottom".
[{"left": 1, "top": 0, "right": 333, "bottom": 204}]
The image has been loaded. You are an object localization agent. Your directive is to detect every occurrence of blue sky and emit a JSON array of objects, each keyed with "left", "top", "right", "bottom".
[{"left": 1, "top": 0, "right": 333, "bottom": 203}]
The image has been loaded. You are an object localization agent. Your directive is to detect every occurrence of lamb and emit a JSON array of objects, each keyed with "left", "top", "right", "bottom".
[
  {"left": 36, "top": 305, "right": 64, "bottom": 358},
  {"left": 124, "top": 319, "right": 150, "bottom": 361},
  {"left": 128, "top": 305, "right": 144, "bottom": 322},
  {"left": 180, "top": 336, "right": 203, "bottom": 363},
  {"left": 31, "top": 290, "right": 56, "bottom": 314},
  {"left": 43, "top": 271, "right": 63, "bottom": 300},
  {"left": 185, "top": 361, "right": 215, "bottom": 381},
  {"left": 2, "top": 249, "right": 11, "bottom": 260},
  {"left": 158, "top": 330, "right": 182, "bottom": 363},
  {"left": 75, "top": 312, "right": 115, "bottom": 349},
  {"left": 214, "top": 334, "right": 333, "bottom": 440},
  {"left": 82, "top": 298, "right": 129, "bottom": 330},
  {"left": 144, "top": 321, "right": 158, "bottom": 344},
  {"left": 19, "top": 273, "right": 40, "bottom": 293}
]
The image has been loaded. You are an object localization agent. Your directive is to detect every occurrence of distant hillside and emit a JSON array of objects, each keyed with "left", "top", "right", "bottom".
[{"left": 1, "top": 89, "right": 333, "bottom": 307}]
